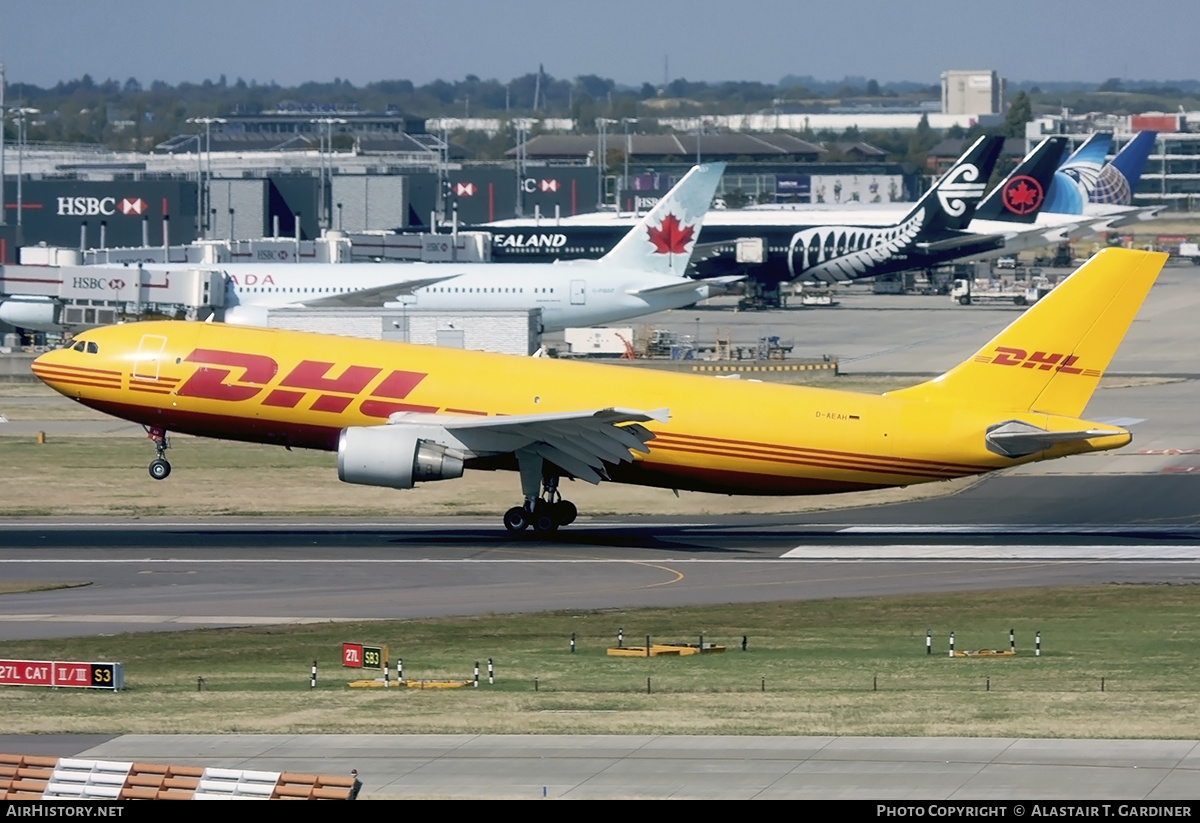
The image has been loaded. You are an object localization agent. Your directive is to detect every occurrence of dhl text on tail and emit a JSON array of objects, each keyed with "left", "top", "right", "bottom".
[{"left": 31, "top": 248, "right": 1166, "bottom": 533}]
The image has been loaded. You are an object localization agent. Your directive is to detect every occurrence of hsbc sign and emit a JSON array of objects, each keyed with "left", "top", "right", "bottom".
[
  {"left": 57, "top": 196, "right": 148, "bottom": 217},
  {"left": 521, "top": 178, "right": 561, "bottom": 193}
]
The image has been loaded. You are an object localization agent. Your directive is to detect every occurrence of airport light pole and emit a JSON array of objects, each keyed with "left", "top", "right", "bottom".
[
  {"left": 310, "top": 117, "right": 345, "bottom": 230},
  {"left": 13, "top": 107, "right": 38, "bottom": 237},
  {"left": 596, "top": 118, "right": 617, "bottom": 209},
  {"left": 513, "top": 118, "right": 531, "bottom": 217},
  {"left": 621, "top": 117, "right": 638, "bottom": 212},
  {"left": 187, "top": 117, "right": 226, "bottom": 239}
]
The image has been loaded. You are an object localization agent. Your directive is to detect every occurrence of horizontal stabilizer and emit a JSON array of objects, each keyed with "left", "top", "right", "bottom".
[
  {"left": 984, "top": 419, "right": 1127, "bottom": 458},
  {"left": 629, "top": 275, "right": 743, "bottom": 297},
  {"left": 916, "top": 233, "right": 1005, "bottom": 254}
]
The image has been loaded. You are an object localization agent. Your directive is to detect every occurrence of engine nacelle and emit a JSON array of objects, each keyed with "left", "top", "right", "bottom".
[
  {"left": 221, "top": 304, "right": 271, "bottom": 328},
  {"left": 337, "top": 425, "right": 465, "bottom": 489},
  {"left": 0, "top": 297, "right": 59, "bottom": 331}
]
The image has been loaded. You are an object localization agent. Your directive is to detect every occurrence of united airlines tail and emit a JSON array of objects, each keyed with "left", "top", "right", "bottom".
[
  {"left": 973, "top": 136, "right": 1068, "bottom": 223},
  {"left": 599, "top": 162, "right": 726, "bottom": 275},
  {"left": 1044, "top": 132, "right": 1112, "bottom": 214},
  {"left": 1091, "top": 131, "right": 1157, "bottom": 205}
]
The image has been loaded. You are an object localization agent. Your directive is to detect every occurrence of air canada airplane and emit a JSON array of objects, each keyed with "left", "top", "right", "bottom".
[
  {"left": 33, "top": 248, "right": 1164, "bottom": 534},
  {"left": 95, "top": 163, "right": 737, "bottom": 333}
]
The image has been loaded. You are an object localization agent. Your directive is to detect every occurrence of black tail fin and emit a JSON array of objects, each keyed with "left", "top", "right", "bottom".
[
  {"left": 974, "top": 136, "right": 1068, "bottom": 223},
  {"left": 901, "top": 135, "right": 1004, "bottom": 232}
]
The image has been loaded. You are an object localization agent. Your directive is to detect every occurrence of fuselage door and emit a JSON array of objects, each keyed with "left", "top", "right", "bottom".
[
  {"left": 570, "top": 279, "right": 586, "bottom": 305},
  {"left": 132, "top": 334, "right": 167, "bottom": 381}
]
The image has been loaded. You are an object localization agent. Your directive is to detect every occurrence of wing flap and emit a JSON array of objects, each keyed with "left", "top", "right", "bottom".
[{"left": 385, "top": 406, "right": 666, "bottom": 482}]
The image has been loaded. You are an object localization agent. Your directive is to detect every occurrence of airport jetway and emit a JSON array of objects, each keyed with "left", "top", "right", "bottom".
[
  {"left": 21, "top": 230, "right": 492, "bottom": 268},
  {"left": 0, "top": 264, "right": 224, "bottom": 331}
]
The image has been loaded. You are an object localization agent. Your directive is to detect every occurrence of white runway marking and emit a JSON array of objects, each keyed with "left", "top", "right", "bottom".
[
  {"left": 838, "top": 524, "right": 1200, "bottom": 535},
  {"left": 782, "top": 544, "right": 1200, "bottom": 560}
]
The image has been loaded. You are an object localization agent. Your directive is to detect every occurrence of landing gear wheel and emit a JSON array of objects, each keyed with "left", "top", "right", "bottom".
[
  {"left": 148, "top": 458, "right": 171, "bottom": 480},
  {"left": 533, "top": 510, "right": 559, "bottom": 533},
  {"left": 551, "top": 500, "right": 577, "bottom": 526},
  {"left": 503, "top": 506, "right": 529, "bottom": 533}
]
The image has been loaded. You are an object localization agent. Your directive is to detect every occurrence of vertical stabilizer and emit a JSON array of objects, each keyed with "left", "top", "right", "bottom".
[
  {"left": 1044, "top": 133, "right": 1112, "bottom": 214},
  {"left": 899, "top": 135, "right": 1004, "bottom": 232},
  {"left": 888, "top": 248, "right": 1166, "bottom": 418},
  {"left": 1092, "top": 131, "right": 1157, "bottom": 205},
  {"left": 600, "top": 162, "right": 725, "bottom": 274},
  {"left": 974, "top": 136, "right": 1068, "bottom": 223}
]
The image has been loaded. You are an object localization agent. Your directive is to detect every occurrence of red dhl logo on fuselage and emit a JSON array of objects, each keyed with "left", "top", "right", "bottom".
[
  {"left": 973, "top": 347, "right": 1101, "bottom": 376},
  {"left": 172, "top": 348, "right": 438, "bottom": 418}
]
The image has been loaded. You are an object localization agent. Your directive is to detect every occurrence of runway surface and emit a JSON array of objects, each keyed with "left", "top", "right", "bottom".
[{"left": 2, "top": 475, "right": 1199, "bottom": 639}]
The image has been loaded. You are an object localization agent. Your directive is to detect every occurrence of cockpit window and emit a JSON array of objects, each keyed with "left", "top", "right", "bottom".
[
  {"left": 73, "top": 341, "right": 85, "bottom": 352},
  {"left": 86, "top": 341, "right": 99, "bottom": 354}
]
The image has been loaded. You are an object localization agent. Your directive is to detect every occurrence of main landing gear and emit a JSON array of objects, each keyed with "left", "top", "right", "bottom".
[
  {"left": 145, "top": 426, "right": 171, "bottom": 480},
  {"left": 503, "top": 450, "right": 578, "bottom": 534}
]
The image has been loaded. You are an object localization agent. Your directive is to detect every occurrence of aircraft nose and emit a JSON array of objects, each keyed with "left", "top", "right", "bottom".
[{"left": 30, "top": 347, "right": 68, "bottom": 388}]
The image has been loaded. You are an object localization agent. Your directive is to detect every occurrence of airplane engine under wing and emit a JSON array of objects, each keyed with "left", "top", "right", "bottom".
[
  {"left": 0, "top": 297, "right": 59, "bottom": 330},
  {"left": 337, "top": 425, "right": 466, "bottom": 489},
  {"left": 221, "top": 304, "right": 271, "bottom": 328}
]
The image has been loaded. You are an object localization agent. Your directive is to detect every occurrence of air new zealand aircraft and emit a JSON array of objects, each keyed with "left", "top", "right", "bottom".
[{"left": 478, "top": 135, "right": 1007, "bottom": 300}]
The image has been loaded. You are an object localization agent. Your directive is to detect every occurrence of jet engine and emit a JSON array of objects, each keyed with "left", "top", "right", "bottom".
[
  {"left": 0, "top": 297, "right": 59, "bottom": 331},
  {"left": 221, "top": 304, "right": 271, "bottom": 328},
  {"left": 337, "top": 425, "right": 465, "bottom": 489}
]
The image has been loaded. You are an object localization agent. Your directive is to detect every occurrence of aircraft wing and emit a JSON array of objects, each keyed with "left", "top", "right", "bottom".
[
  {"left": 628, "top": 275, "right": 744, "bottom": 297},
  {"left": 1102, "top": 207, "right": 1166, "bottom": 228},
  {"left": 386, "top": 406, "right": 669, "bottom": 484},
  {"left": 297, "top": 274, "right": 462, "bottom": 308}
]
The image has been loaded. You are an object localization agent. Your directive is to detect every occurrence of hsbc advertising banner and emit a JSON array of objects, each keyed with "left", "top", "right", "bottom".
[
  {"left": 0, "top": 180, "right": 198, "bottom": 259},
  {"left": 443, "top": 168, "right": 598, "bottom": 224}
]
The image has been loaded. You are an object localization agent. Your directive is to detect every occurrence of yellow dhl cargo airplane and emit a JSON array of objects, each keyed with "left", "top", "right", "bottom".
[{"left": 32, "top": 248, "right": 1165, "bottom": 533}]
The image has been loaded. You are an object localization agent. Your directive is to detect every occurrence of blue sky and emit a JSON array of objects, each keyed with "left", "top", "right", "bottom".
[{"left": 3, "top": 0, "right": 1197, "bottom": 90}]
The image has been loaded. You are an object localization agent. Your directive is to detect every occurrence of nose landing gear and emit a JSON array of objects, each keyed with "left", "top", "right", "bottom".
[{"left": 145, "top": 426, "right": 171, "bottom": 480}]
